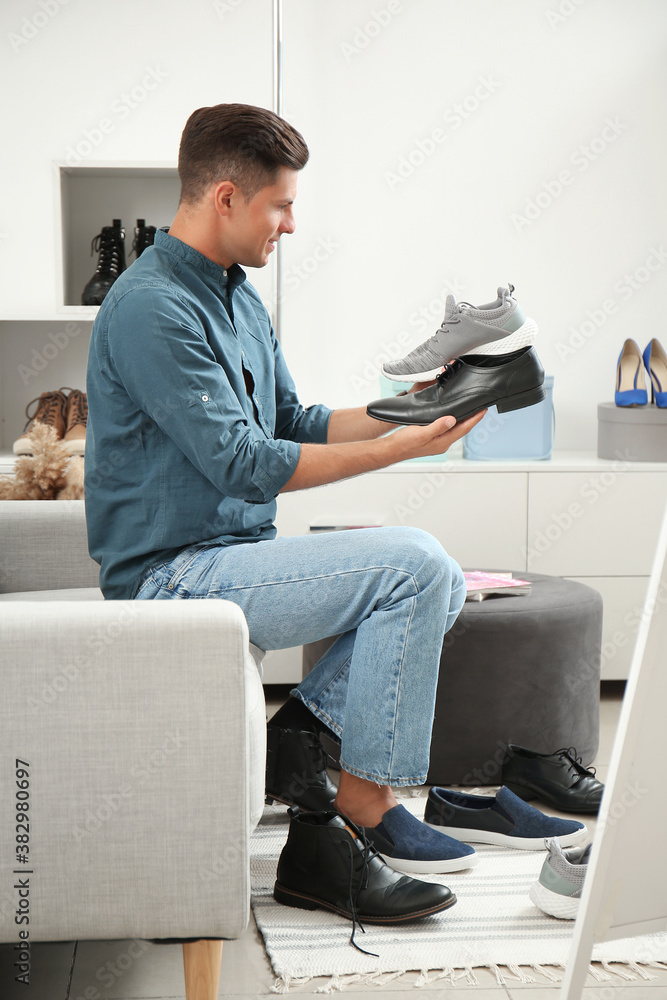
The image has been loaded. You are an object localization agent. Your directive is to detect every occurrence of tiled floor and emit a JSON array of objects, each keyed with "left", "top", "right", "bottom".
[{"left": 3, "top": 682, "right": 666, "bottom": 1000}]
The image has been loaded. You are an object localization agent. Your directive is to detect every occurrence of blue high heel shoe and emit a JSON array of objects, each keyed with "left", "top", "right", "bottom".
[
  {"left": 615, "top": 339, "right": 648, "bottom": 406},
  {"left": 643, "top": 338, "right": 667, "bottom": 407}
]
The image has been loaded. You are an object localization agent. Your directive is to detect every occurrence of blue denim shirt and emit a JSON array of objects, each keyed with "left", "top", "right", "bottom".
[{"left": 85, "top": 229, "right": 332, "bottom": 600}]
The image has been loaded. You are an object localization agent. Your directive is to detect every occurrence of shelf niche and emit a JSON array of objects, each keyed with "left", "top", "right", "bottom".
[{"left": 56, "top": 162, "right": 180, "bottom": 308}]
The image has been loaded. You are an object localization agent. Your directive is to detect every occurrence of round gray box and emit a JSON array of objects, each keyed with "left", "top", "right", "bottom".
[{"left": 598, "top": 401, "right": 667, "bottom": 462}]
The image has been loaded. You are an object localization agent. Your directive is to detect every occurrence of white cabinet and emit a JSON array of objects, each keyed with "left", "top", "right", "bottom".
[
  {"left": 526, "top": 471, "right": 667, "bottom": 576},
  {"left": 276, "top": 468, "right": 528, "bottom": 569},
  {"left": 271, "top": 453, "right": 667, "bottom": 683}
]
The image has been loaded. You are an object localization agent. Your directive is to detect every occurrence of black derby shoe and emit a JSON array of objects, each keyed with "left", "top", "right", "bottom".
[
  {"left": 274, "top": 811, "right": 456, "bottom": 931},
  {"left": 501, "top": 743, "right": 604, "bottom": 815},
  {"left": 366, "top": 347, "right": 545, "bottom": 425},
  {"left": 265, "top": 725, "right": 338, "bottom": 812}
]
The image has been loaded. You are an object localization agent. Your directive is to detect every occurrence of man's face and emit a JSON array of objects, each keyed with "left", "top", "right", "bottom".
[{"left": 227, "top": 166, "right": 298, "bottom": 268}]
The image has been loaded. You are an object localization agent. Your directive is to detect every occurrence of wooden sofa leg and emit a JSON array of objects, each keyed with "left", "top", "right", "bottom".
[{"left": 183, "top": 939, "right": 222, "bottom": 999}]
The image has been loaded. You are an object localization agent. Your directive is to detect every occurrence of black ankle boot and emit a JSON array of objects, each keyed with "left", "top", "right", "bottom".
[
  {"left": 131, "top": 218, "right": 157, "bottom": 258},
  {"left": 265, "top": 726, "right": 338, "bottom": 812},
  {"left": 81, "top": 219, "right": 126, "bottom": 305},
  {"left": 274, "top": 811, "right": 456, "bottom": 952}
]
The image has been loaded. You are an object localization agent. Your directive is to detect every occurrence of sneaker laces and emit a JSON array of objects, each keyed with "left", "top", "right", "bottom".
[
  {"left": 343, "top": 826, "right": 380, "bottom": 958},
  {"left": 555, "top": 747, "right": 598, "bottom": 780},
  {"left": 90, "top": 226, "right": 125, "bottom": 274},
  {"left": 21, "top": 389, "right": 69, "bottom": 433}
]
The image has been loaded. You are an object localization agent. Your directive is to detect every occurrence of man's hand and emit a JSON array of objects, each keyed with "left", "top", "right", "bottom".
[{"left": 390, "top": 409, "right": 487, "bottom": 461}]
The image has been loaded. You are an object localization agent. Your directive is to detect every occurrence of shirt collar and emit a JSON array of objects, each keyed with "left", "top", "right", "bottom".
[{"left": 155, "top": 228, "right": 246, "bottom": 290}]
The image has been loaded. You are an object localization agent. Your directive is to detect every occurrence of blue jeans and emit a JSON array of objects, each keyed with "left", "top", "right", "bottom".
[{"left": 134, "top": 526, "right": 465, "bottom": 786}]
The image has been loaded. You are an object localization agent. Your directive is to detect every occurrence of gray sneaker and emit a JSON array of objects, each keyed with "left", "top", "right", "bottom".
[
  {"left": 382, "top": 285, "right": 538, "bottom": 382},
  {"left": 529, "top": 838, "right": 593, "bottom": 920}
]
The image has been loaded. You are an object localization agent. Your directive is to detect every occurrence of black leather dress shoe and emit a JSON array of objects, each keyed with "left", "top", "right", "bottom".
[
  {"left": 366, "top": 347, "right": 545, "bottom": 425},
  {"left": 274, "top": 811, "right": 456, "bottom": 945},
  {"left": 265, "top": 726, "right": 338, "bottom": 812},
  {"left": 501, "top": 744, "right": 604, "bottom": 815}
]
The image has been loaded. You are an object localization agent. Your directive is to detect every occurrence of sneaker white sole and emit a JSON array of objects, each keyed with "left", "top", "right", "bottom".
[
  {"left": 529, "top": 879, "right": 579, "bottom": 919},
  {"left": 381, "top": 318, "right": 539, "bottom": 382},
  {"left": 379, "top": 850, "right": 478, "bottom": 874},
  {"left": 470, "top": 317, "right": 539, "bottom": 356},
  {"left": 424, "top": 821, "right": 587, "bottom": 851}
]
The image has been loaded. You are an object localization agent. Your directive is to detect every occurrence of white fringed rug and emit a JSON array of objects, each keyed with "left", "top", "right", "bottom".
[{"left": 251, "top": 797, "right": 667, "bottom": 992}]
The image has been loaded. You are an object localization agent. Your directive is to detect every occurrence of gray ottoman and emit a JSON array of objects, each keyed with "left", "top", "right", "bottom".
[{"left": 302, "top": 572, "right": 603, "bottom": 787}]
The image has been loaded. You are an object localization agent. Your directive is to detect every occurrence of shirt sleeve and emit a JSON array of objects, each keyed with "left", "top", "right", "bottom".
[
  {"left": 105, "top": 285, "right": 301, "bottom": 503},
  {"left": 272, "top": 331, "right": 333, "bottom": 444}
]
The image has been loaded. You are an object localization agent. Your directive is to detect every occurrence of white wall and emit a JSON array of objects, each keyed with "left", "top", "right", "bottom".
[
  {"left": 0, "top": 0, "right": 274, "bottom": 316},
  {"left": 279, "top": 0, "right": 667, "bottom": 452},
  {"left": 1, "top": 0, "right": 665, "bottom": 452}
]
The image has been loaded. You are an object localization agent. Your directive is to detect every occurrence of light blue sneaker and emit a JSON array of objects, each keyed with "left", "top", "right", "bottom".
[{"left": 382, "top": 285, "right": 538, "bottom": 382}]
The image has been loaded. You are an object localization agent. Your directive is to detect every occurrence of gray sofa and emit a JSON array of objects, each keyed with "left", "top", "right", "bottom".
[{"left": 0, "top": 500, "right": 266, "bottom": 999}]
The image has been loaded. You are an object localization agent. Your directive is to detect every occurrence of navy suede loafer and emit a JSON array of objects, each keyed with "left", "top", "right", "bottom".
[
  {"left": 364, "top": 803, "right": 478, "bottom": 874},
  {"left": 424, "top": 786, "right": 587, "bottom": 850}
]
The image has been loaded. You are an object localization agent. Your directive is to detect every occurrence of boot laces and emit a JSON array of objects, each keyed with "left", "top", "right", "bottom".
[
  {"left": 66, "top": 390, "right": 88, "bottom": 430},
  {"left": 307, "top": 732, "right": 338, "bottom": 777},
  {"left": 555, "top": 746, "right": 597, "bottom": 779},
  {"left": 22, "top": 389, "right": 68, "bottom": 433},
  {"left": 343, "top": 827, "right": 379, "bottom": 957},
  {"left": 91, "top": 226, "right": 125, "bottom": 274},
  {"left": 131, "top": 224, "right": 156, "bottom": 258}
]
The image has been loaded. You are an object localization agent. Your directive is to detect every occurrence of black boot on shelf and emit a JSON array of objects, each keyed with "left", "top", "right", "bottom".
[
  {"left": 81, "top": 219, "right": 126, "bottom": 305},
  {"left": 131, "top": 218, "right": 157, "bottom": 258}
]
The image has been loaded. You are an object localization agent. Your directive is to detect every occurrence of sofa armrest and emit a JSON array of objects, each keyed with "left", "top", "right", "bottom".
[
  {"left": 0, "top": 599, "right": 265, "bottom": 943},
  {"left": 0, "top": 500, "right": 100, "bottom": 594}
]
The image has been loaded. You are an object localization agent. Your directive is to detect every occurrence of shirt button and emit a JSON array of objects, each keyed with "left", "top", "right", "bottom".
[
  {"left": 223, "top": 269, "right": 227, "bottom": 276},
  {"left": 202, "top": 394, "right": 209, "bottom": 402}
]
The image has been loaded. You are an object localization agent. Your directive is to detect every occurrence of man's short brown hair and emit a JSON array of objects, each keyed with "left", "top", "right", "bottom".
[{"left": 178, "top": 103, "right": 309, "bottom": 205}]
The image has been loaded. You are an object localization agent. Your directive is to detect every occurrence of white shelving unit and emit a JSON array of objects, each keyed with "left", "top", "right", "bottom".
[{"left": 274, "top": 452, "right": 667, "bottom": 682}]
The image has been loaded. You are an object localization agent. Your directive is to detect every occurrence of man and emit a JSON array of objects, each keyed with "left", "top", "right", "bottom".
[{"left": 85, "top": 104, "right": 485, "bottom": 924}]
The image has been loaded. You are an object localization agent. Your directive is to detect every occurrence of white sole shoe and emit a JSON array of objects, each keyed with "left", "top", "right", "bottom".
[
  {"left": 424, "top": 820, "right": 587, "bottom": 851},
  {"left": 379, "top": 850, "right": 479, "bottom": 875},
  {"left": 529, "top": 879, "right": 579, "bottom": 919}
]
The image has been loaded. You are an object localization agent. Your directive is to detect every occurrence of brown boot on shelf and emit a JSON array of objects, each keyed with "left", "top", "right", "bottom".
[
  {"left": 13, "top": 389, "right": 69, "bottom": 456},
  {"left": 63, "top": 389, "right": 88, "bottom": 456}
]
